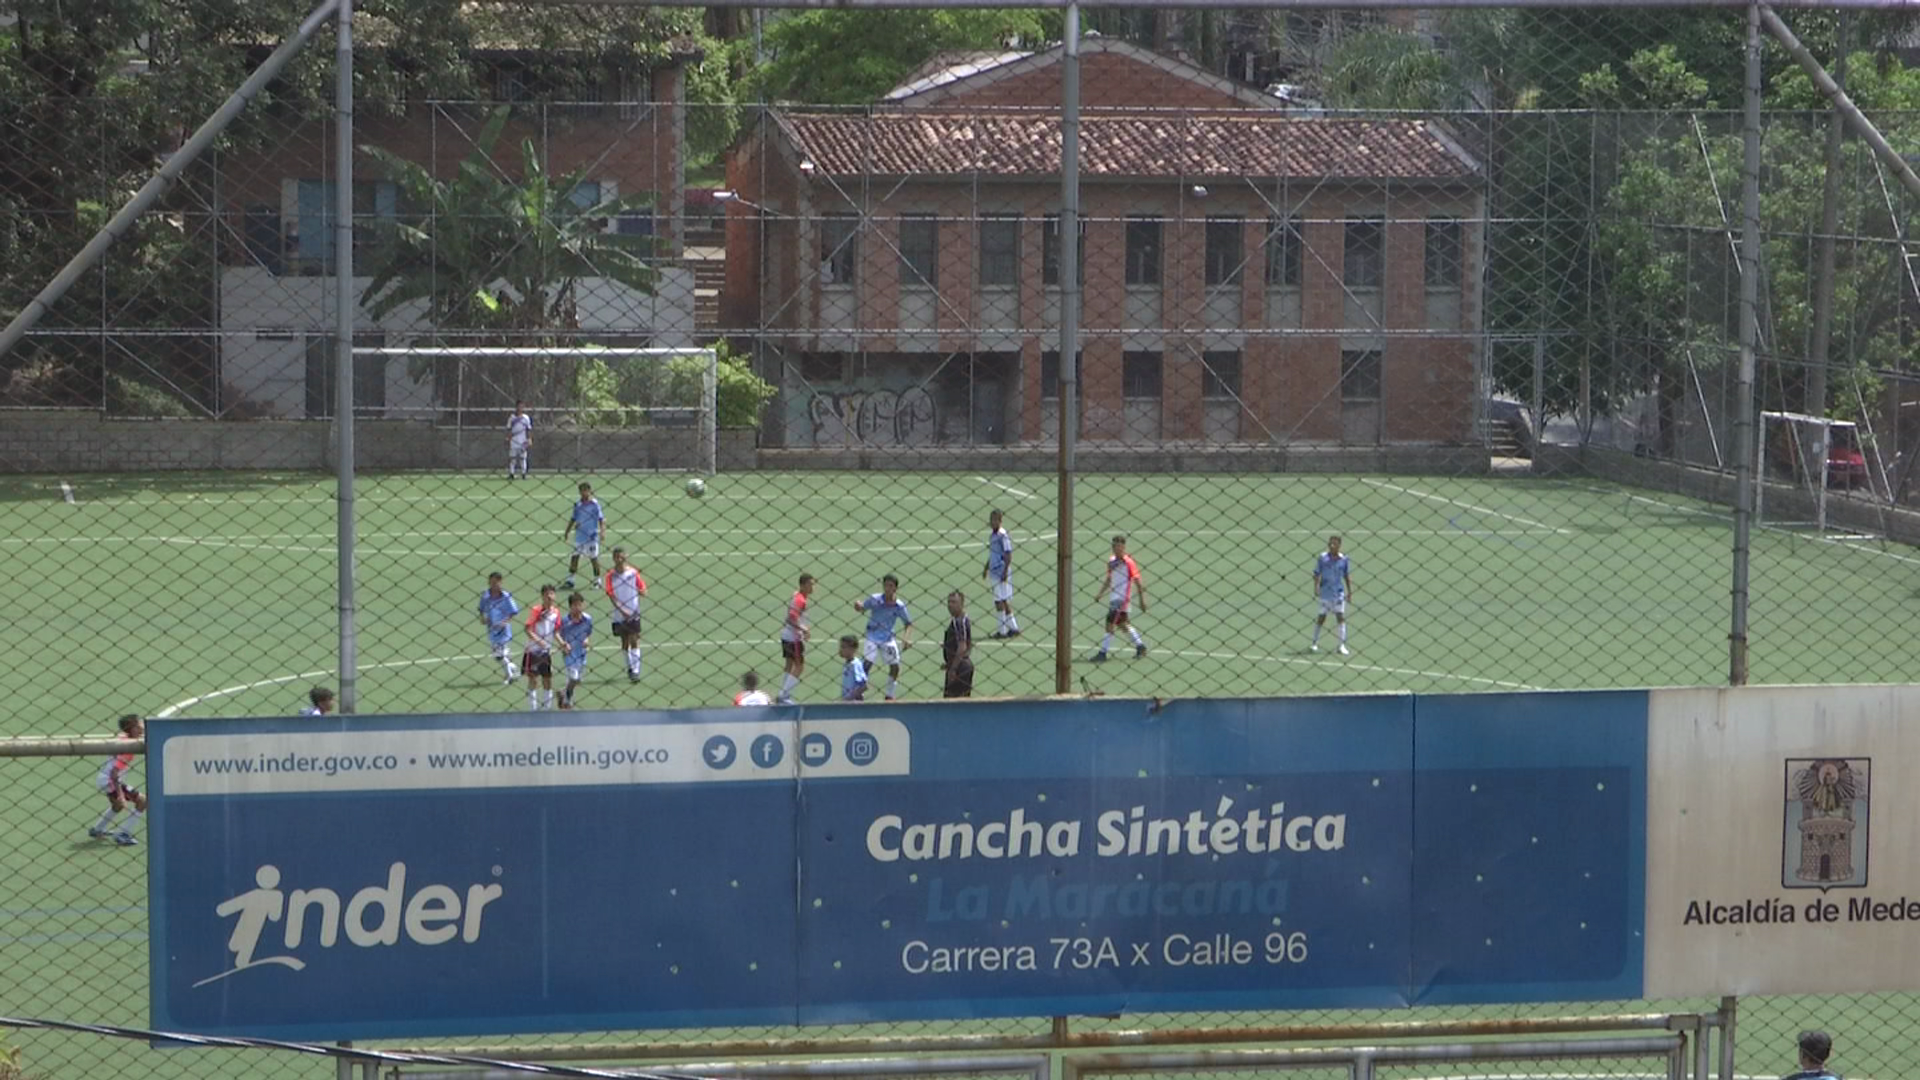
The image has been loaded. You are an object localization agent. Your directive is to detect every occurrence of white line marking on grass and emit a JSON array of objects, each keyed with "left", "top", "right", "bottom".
[
  {"left": 975, "top": 476, "right": 1036, "bottom": 500},
  {"left": 59, "top": 482, "right": 75, "bottom": 504},
  {"left": 1361, "top": 479, "right": 1574, "bottom": 534},
  {"left": 161, "top": 631, "right": 1534, "bottom": 718},
  {"left": 1585, "top": 485, "right": 1920, "bottom": 569}
]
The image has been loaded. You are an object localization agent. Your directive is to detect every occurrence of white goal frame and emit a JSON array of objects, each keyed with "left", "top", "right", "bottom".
[
  {"left": 1757, "top": 409, "right": 1858, "bottom": 534},
  {"left": 355, "top": 345, "right": 719, "bottom": 475}
]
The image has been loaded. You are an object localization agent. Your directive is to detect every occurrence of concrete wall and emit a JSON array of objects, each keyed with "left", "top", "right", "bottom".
[
  {"left": 218, "top": 267, "right": 697, "bottom": 419},
  {"left": 0, "top": 413, "right": 753, "bottom": 474}
]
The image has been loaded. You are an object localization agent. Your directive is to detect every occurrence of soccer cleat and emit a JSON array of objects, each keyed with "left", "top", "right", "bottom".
[
  {"left": 1007, "top": 629, "right": 1022, "bottom": 637},
  {"left": 989, "top": 631, "right": 1009, "bottom": 640},
  {"left": 628, "top": 671, "right": 641, "bottom": 683},
  {"left": 1339, "top": 644, "right": 1350, "bottom": 656},
  {"left": 776, "top": 695, "right": 794, "bottom": 705},
  {"left": 88, "top": 826, "right": 110, "bottom": 840},
  {"left": 1309, "top": 643, "right": 1320, "bottom": 653},
  {"left": 113, "top": 832, "right": 139, "bottom": 847},
  {"left": 1135, "top": 645, "right": 1147, "bottom": 659},
  {"left": 564, "top": 576, "right": 576, "bottom": 588},
  {"left": 884, "top": 696, "right": 896, "bottom": 702},
  {"left": 1089, "top": 650, "right": 1108, "bottom": 663}
]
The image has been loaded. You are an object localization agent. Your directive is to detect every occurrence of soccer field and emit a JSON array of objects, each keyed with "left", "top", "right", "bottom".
[
  {"left": 1, "top": 467, "right": 1917, "bottom": 731},
  {"left": 3, "top": 467, "right": 1920, "bottom": 1080}
]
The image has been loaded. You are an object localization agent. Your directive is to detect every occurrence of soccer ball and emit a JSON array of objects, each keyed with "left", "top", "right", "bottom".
[{"left": 685, "top": 477, "right": 707, "bottom": 499}]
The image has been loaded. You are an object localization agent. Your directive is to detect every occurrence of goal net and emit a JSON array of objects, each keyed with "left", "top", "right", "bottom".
[
  {"left": 1756, "top": 410, "right": 1868, "bottom": 533},
  {"left": 355, "top": 345, "right": 718, "bottom": 475}
]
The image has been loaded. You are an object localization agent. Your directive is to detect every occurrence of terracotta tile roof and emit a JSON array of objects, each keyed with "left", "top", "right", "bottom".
[{"left": 779, "top": 112, "right": 1479, "bottom": 182}]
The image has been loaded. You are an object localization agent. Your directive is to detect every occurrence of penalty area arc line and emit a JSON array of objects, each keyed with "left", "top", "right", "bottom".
[{"left": 974, "top": 476, "right": 1036, "bottom": 500}]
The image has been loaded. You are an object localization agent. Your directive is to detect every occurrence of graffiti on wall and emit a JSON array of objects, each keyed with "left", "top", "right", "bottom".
[{"left": 809, "top": 386, "right": 937, "bottom": 446}]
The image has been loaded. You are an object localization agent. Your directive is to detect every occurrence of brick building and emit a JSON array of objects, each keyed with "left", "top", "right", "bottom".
[
  {"left": 213, "top": 51, "right": 696, "bottom": 419},
  {"left": 725, "top": 38, "right": 1485, "bottom": 449}
]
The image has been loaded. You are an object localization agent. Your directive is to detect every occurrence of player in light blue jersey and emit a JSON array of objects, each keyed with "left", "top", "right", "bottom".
[
  {"left": 838, "top": 635, "right": 869, "bottom": 701},
  {"left": 983, "top": 509, "right": 1021, "bottom": 638},
  {"left": 1310, "top": 535, "right": 1354, "bottom": 655},
  {"left": 852, "top": 574, "right": 914, "bottom": 701},
  {"left": 557, "top": 592, "right": 594, "bottom": 709},
  {"left": 562, "top": 482, "right": 605, "bottom": 588},
  {"left": 478, "top": 571, "right": 521, "bottom": 683}
]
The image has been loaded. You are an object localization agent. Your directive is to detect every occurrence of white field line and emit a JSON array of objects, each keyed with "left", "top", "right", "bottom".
[
  {"left": 975, "top": 476, "right": 1037, "bottom": 500},
  {"left": 1585, "top": 484, "right": 1920, "bottom": 569},
  {"left": 1361, "top": 479, "right": 1574, "bottom": 534},
  {"left": 158, "top": 634, "right": 1536, "bottom": 718}
]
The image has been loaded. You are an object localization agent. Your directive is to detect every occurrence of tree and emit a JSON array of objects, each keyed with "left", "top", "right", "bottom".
[
  {"left": 360, "top": 105, "right": 660, "bottom": 411},
  {"left": 755, "top": 9, "right": 1057, "bottom": 105}
]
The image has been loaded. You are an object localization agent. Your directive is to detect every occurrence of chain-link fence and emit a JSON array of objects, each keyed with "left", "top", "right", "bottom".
[{"left": 5, "top": 1, "right": 1920, "bottom": 1078}]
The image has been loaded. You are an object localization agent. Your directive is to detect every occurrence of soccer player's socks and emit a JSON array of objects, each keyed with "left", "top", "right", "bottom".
[
  {"left": 1007, "top": 614, "right": 1020, "bottom": 632},
  {"left": 539, "top": 690, "right": 552, "bottom": 709},
  {"left": 125, "top": 809, "right": 144, "bottom": 832},
  {"left": 1311, "top": 624, "right": 1322, "bottom": 644},
  {"left": 628, "top": 647, "right": 643, "bottom": 676},
  {"left": 887, "top": 679, "right": 899, "bottom": 699},
  {"left": 94, "top": 809, "right": 117, "bottom": 832},
  {"left": 781, "top": 673, "right": 799, "bottom": 696},
  {"left": 1338, "top": 623, "right": 1348, "bottom": 643},
  {"left": 528, "top": 690, "right": 539, "bottom": 710},
  {"left": 1099, "top": 633, "right": 1114, "bottom": 652},
  {"left": 1128, "top": 627, "right": 1144, "bottom": 646}
]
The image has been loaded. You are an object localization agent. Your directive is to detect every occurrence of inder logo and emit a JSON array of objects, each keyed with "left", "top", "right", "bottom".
[{"left": 194, "top": 862, "right": 505, "bottom": 988}]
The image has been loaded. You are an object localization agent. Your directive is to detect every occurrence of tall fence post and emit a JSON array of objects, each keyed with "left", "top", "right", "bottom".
[
  {"left": 1729, "top": 1, "right": 1762, "bottom": 688},
  {"left": 335, "top": 0, "right": 360, "bottom": 713},
  {"left": 1054, "top": 3, "right": 1081, "bottom": 695}
]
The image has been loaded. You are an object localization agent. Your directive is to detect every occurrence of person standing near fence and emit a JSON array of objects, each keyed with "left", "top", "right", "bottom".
[
  {"left": 1783, "top": 1031, "right": 1840, "bottom": 1080},
  {"left": 299, "top": 686, "right": 335, "bottom": 716},
  {"left": 1091, "top": 536, "right": 1147, "bottom": 662},
  {"left": 478, "top": 572, "right": 520, "bottom": 684},
  {"left": 506, "top": 401, "right": 533, "bottom": 479},
  {"left": 603, "top": 548, "right": 648, "bottom": 683},
  {"left": 778, "top": 573, "right": 815, "bottom": 704},
  {"left": 943, "top": 591, "right": 974, "bottom": 698},
  {"left": 562, "top": 482, "right": 604, "bottom": 589},
  {"left": 87, "top": 715, "right": 146, "bottom": 847},
  {"left": 983, "top": 509, "right": 1021, "bottom": 638},
  {"left": 1309, "top": 535, "right": 1353, "bottom": 656}
]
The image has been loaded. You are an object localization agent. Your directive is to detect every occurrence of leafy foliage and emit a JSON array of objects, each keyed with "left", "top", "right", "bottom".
[
  {"left": 755, "top": 9, "right": 1057, "bottom": 105},
  {"left": 359, "top": 105, "right": 659, "bottom": 410}
]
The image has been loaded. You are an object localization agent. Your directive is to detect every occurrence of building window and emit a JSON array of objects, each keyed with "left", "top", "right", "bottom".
[
  {"left": 1201, "top": 350, "right": 1242, "bottom": 399},
  {"left": 821, "top": 214, "right": 858, "bottom": 286},
  {"left": 1425, "top": 218, "right": 1462, "bottom": 288},
  {"left": 899, "top": 214, "right": 938, "bottom": 288},
  {"left": 1122, "top": 351, "right": 1163, "bottom": 398},
  {"left": 615, "top": 211, "right": 656, "bottom": 238},
  {"left": 1341, "top": 349, "right": 1382, "bottom": 401},
  {"left": 979, "top": 214, "right": 1021, "bottom": 287},
  {"left": 1125, "top": 216, "right": 1163, "bottom": 286},
  {"left": 1344, "top": 218, "right": 1383, "bottom": 289},
  {"left": 1204, "top": 217, "right": 1244, "bottom": 287},
  {"left": 1041, "top": 215, "right": 1085, "bottom": 286},
  {"left": 1041, "top": 351, "right": 1060, "bottom": 399},
  {"left": 295, "top": 179, "right": 397, "bottom": 264},
  {"left": 1265, "top": 215, "right": 1302, "bottom": 287}
]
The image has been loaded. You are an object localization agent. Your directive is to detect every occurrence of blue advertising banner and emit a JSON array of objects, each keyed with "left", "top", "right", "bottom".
[{"left": 147, "top": 692, "right": 1650, "bottom": 1040}]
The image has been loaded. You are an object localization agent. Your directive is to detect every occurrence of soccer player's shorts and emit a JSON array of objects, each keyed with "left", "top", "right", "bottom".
[
  {"left": 521, "top": 650, "right": 553, "bottom": 678},
  {"left": 992, "top": 580, "right": 1014, "bottom": 603},
  {"left": 862, "top": 637, "right": 903, "bottom": 667},
  {"left": 612, "top": 616, "right": 642, "bottom": 637},
  {"left": 1106, "top": 600, "right": 1131, "bottom": 624},
  {"left": 1318, "top": 595, "right": 1347, "bottom": 616},
  {"left": 98, "top": 776, "right": 138, "bottom": 801},
  {"left": 565, "top": 663, "right": 586, "bottom": 683},
  {"left": 944, "top": 659, "right": 975, "bottom": 698},
  {"left": 781, "top": 639, "right": 805, "bottom": 662},
  {"left": 573, "top": 539, "right": 600, "bottom": 559}
]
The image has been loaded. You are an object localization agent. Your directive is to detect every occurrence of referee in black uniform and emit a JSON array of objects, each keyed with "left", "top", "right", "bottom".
[{"left": 942, "top": 591, "right": 974, "bottom": 698}]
